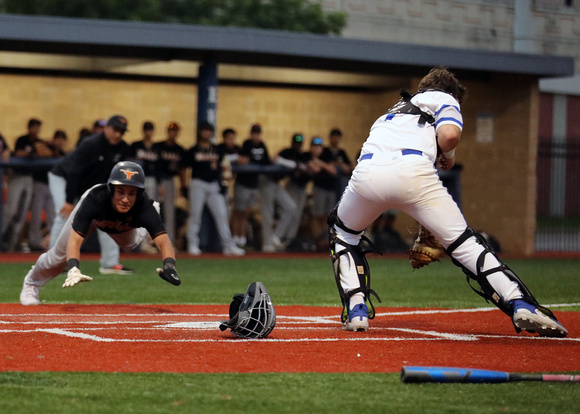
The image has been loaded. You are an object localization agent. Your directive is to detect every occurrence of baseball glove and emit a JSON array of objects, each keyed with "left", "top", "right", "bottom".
[{"left": 409, "top": 225, "right": 446, "bottom": 269}]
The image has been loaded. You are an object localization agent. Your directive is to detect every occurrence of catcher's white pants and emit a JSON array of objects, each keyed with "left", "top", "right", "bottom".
[
  {"left": 336, "top": 154, "right": 521, "bottom": 305},
  {"left": 23, "top": 189, "right": 147, "bottom": 288}
]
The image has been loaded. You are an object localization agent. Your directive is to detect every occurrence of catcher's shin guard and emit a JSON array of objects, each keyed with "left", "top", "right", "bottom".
[
  {"left": 445, "top": 227, "right": 559, "bottom": 332},
  {"left": 328, "top": 209, "right": 381, "bottom": 323}
]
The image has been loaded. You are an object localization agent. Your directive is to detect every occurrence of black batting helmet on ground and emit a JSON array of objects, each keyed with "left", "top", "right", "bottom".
[{"left": 219, "top": 282, "right": 276, "bottom": 339}]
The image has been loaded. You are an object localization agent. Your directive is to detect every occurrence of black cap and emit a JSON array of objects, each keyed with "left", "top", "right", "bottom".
[
  {"left": 107, "top": 115, "right": 129, "bottom": 132},
  {"left": 142, "top": 121, "right": 154, "bottom": 131},
  {"left": 292, "top": 133, "right": 304, "bottom": 144},
  {"left": 53, "top": 129, "right": 67, "bottom": 139},
  {"left": 28, "top": 118, "right": 42, "bottom": 128},
  {"left": 198, "top": 121, "right": 215, "bottom": 132},
  {"left": 251, "top": 124, "right": 262, "bottom": 134},
  {"left": 330, "top": 128, "right": 342, "bottom": 137}
]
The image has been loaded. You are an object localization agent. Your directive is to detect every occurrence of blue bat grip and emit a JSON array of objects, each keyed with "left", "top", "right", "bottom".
[{"left": 401, "top": 366, "right": 510, "bottom": 383}]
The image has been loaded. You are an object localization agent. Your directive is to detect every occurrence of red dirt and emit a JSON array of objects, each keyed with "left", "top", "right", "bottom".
[{"left": 1, "top": 303, "right": 578, "bottom": 373}]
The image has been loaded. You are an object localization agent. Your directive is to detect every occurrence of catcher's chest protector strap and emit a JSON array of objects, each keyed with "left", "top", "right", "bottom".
[
  {"left": 328, "top": 225, "right": 382, "bottom": 323},
  {"left": 446, "top": 227, "right": 559, "bottom": 332},
  {"left": 386, "top": 90, "right": 436, "bottom": 126}
]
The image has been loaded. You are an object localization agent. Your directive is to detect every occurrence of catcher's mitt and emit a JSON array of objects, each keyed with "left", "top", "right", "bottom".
[{"left": 409, "top": 225, "right": 446, "bottom": 269}]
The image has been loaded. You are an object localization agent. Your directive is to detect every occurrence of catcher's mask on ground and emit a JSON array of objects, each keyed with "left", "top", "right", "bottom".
[{"left": 219, "top": 282, "right": 276, "bottom": 338}]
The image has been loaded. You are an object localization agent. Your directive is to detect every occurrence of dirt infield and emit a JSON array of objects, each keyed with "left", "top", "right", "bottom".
[{"left": 1, "top": 303, "right": 578, "bottom": 373}]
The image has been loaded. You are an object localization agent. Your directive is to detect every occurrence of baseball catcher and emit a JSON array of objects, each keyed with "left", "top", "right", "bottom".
[
  {"left": 20, "top": 161, "right": 181, "bottom": 306},
  {"left": 328, "top": 66, "right": 567, "bottom": 337},
  {"left": 219, "top": 281, "right": 276, "bottom": 338}
]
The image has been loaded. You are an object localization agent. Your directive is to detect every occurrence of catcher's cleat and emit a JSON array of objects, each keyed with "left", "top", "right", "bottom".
[
  {"left": 511, "top": 300, "right": 568, "bottom": 338},
  {"left": 20, "top": 282, "right": 40, "bottom": 306},
  {"left": 343, "top": 303, "right": 369, "bottom": 332}
]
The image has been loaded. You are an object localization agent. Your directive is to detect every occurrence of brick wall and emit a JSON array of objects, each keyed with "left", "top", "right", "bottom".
[{"left": 0, "top": 71, "right": 538, "bottom": 254}]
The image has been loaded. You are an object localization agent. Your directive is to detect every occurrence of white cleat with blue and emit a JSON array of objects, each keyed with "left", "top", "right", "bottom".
[
  {"left": 511, "top": 299, "right": 568, "bottom": 338},
  {"left": 343, "top": 303, "right": 369, "bottom": 332}
]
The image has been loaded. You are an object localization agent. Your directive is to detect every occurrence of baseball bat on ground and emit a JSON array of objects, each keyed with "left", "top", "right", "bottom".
[{"left": 401, "top": 366, "right": 580, "bottom": 383}]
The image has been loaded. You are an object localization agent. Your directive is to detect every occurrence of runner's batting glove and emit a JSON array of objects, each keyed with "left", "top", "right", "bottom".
[
  {"left": 63, "top": 266, "right": 93, "bottom": 288},
  {"left": 156, "top": 258, "right": 181, "bottom": 286}
]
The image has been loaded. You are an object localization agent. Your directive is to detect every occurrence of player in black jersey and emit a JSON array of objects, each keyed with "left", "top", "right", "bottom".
[
  {"left": 128, "top": 121, "right": 158, "bottom": 197},
  {"left": 20, "top": 161, "right": 181, "bottom": 306}
]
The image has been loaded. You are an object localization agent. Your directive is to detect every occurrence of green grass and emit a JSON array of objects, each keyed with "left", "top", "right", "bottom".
[
  {"left": 2, "top": 255, "right": 580, "bottom": 413},
  {"left": 1, "top": 372, "right": 579, "bottom": 414},
  {"left": 3, "top": 256, "right": 580, "bottom": 309}
]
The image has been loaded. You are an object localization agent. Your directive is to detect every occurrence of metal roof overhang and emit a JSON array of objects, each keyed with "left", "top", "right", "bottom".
[{"left": 0, "top": 14, "right": 574, "bottom": 79}]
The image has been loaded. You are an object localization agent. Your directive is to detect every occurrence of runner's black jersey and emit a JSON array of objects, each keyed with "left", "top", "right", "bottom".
[{"left": 72, "top": 184, "right": 166, "bottom": 239}]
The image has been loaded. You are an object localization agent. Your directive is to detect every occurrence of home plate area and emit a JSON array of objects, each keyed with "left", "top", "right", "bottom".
[{"left": 1, "top": 304, "right": 578, "bottom": 373}]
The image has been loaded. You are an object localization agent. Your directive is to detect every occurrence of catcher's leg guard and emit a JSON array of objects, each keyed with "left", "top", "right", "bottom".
[
  {"left": 445, "top": 227, "right": 559, "bottom": 332},
  {"left": 328, "top": 208, "right": 381, "bottom": 324}
]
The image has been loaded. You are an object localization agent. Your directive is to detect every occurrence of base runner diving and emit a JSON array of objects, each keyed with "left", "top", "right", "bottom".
[
  {"left": 20, "top": 161, "right": 181, "bottom": 305},
  {"left": 328, "top": 66, "right": 567, "bottom": 337}
]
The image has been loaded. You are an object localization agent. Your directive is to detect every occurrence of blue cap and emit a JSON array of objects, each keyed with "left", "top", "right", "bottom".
[{"left": 311, "top": 137, "right": 323, "bottom": 145}]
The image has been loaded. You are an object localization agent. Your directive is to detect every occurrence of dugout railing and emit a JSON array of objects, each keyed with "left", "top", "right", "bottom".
[{"left": 1, "top": 155, "right": 578, "bottom": 253}]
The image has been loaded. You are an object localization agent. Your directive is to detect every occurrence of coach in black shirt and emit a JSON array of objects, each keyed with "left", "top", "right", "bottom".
[{"left": 48, "top": 115, "right": 133, "bottom": 274}]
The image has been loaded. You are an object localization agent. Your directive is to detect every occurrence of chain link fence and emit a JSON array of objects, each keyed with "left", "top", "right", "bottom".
[{"left": 535, "top": 141, "right": 580, "bottom": 251}]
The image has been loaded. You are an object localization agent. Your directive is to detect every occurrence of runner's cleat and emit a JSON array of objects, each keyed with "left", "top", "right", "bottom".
[
  {"left": 511, "top": 299, "right": 568, "bottom": 338},
  {"left": 99, "top": 264, "right": 135, "bottom": 275},
  {"left": 343, "top": 303, "right": 369, "bottom": 332},
  {"left": 20, "top": 282, "right": 40, "bottom": 306}
]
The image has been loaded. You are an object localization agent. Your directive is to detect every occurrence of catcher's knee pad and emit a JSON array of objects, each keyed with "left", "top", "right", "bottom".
[
  {"left": 446, "top": 227, "right": 556, "bottom": 326},
  {"left": 328, "top": 210, "right": 381, "bottom": 323}
]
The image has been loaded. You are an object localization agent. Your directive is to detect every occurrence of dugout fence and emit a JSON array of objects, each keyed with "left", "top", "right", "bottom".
[{"left": 535, "top": 140, "right": 580, "bottom": 252}]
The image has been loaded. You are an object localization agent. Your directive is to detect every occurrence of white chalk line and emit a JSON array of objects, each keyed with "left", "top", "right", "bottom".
[
  {"left": 3, "top": 325, "right": 579, "bottom": 341},
  {"left": 2, "top": 327, "right": 578, "bottom": 343},
  {"left": 0, "top": 329, "right": 452, "bottom": 343},
  {"left": 1, "top": 303, "right": 578, "bottom": 343},
  {"left": 1, "top": 303, "right": 578, "bottom": 320}
]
